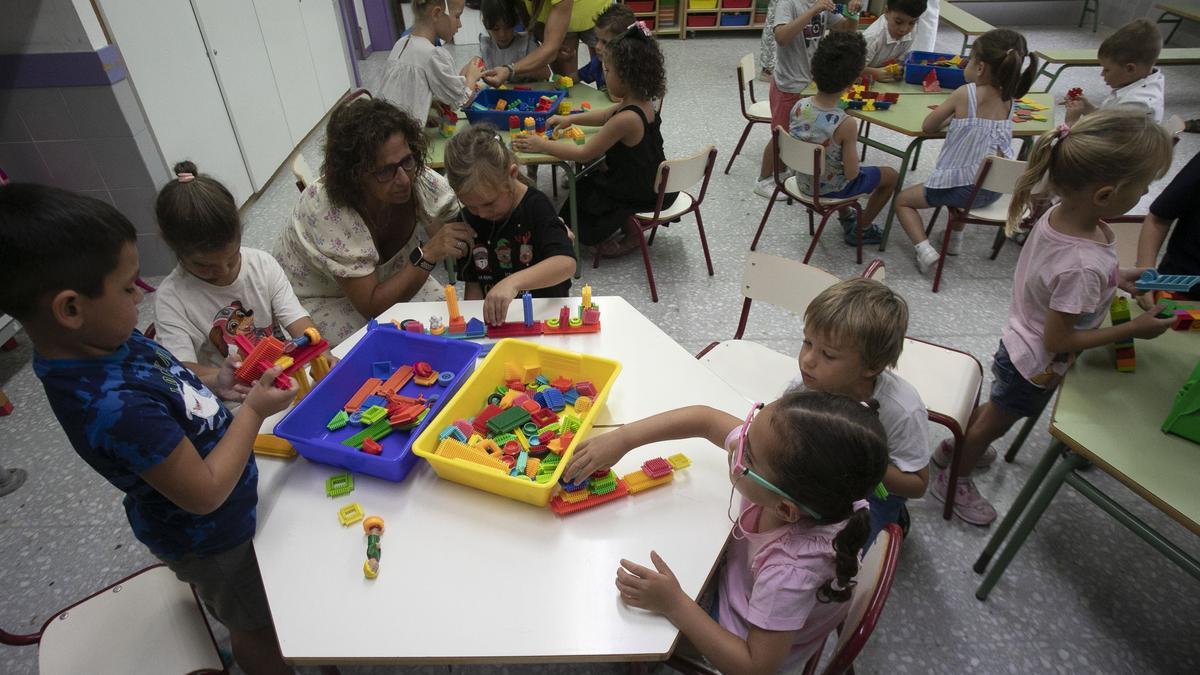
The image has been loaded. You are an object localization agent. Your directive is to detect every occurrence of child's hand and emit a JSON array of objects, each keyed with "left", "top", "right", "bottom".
[
  {"left": 213, "top": 353, "right": 252, "bottom": 403},
  {"left": 814, "top": 0, "right": 837, "bottom": 13},
  {"left": 242, "top": 365, "right": 299, "bottom": 419},
  {"left": 463, "top": 57, "right": 484, "bottom": 80},
  {"left": 1117, "top": 267, "right": 1152, "bottom": 295},
  {"left": 425, "top": 220, "right": 476, "bottom": 262},
  {"left": 616, "top": 552, "right": 687, "bottom": 617},
  {"left": 1126, "top": 306, "right": 1176, "bottom": 339},
  {"left": 563, "top": 430, "right": 630, "bottom": 483},
  {"left": 481, "top": 67, "right": 509, "bottom": 88},
  {"left": 847, "top": 0, "right": 863, "bottom": 12},
  {"left": 1134, "top": 291, "right": 1157, "bottom": 312},
  {"left": 512, "top": 133, "right": 550, "bottom": 154},
  {"left": 482, "top": 279, "right": 517, "bottom": 325},
  {"left": 546, "top": 115, "right": 570, "bottom": 131}
]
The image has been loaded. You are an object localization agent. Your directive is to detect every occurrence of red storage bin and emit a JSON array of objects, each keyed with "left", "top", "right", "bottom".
[
  {"left": 722, "top": 0, "right": 752, "bottom": 7},
  {"left": 626, "top": 1, "right": 655, "bottom": 12},
  {"left": 643, "top": 18, "right": 656, "bottom": 29},
  {"left": 687, "top": 13, "right": 718, "bottom": 27}
]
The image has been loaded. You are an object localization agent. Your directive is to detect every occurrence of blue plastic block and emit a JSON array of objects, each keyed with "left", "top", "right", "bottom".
[
  {"left": 522, "top": 291, "right": 534, "bottom": 327},
  {"left": 516, "top": 450, "right": 528, "bottom": 474},
  {"left": 562, "top": 388, "right": 579, "bottom": 405},
  {"left": 561, "top": 477, "right": 590, "bottom": 492},
  {"left": 372, "top": 361, "right": 394, "bottom": 378},
  {"left": 535, "top": 375, "right": 550, "bottom": 386},
  {"left": 1135, "top": 270, "right": 1200, "bottom": 293},
  {"left": 361, "top": 394, "right": 387, "bottom": 410},
  {"left": 534, "top": 390, "right": 550, "bottom": 408},
  {"left": 437, "top": 371, "right": 455, "bottom": 386},
  {"left": 349, "top": 410, "right": 364, "bottom": 425},
  {"left": 541, "top": 387, "right": 566, "bottom": 412},
  {"left": 438, "top": 424, "right": 467, "bottom": 442}
]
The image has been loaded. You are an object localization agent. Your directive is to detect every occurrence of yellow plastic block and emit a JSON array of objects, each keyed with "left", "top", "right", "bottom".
[
  {"left": 558, "top": 487, "right": 590, "bottom": 503},
  {"left": 253, "top": 434, "right": 297, "bottom": 459},
  {"left": 338, "top": 502, "right": 364, "bottom": 526},
  {"left": 274, "top": 355, "right": 295, "bottom": 369},
  {"left": 414, "top": 372, "right": 439, "bottom": 386},
  {"left": 437, "top": 437, "right": 509, "bottom": 472},
  {"left": 522, "top": 363, "right": 541, "bottom": 381},
  {"left": 477, "top": 438, "right": 503, "bottom": 455},
  {"left": 667, "top": 453, "right": 691, "bottom": 470},
  {"left": 467, "top": 433, "right": 484, "bottom": 446},
  {"left": 513, "top": 428, "right": 530, "bottom": 452},
  {"left": 574, "top": 396, "right": 593, "bottom": 414},
  {"left": 499, "top": 390, "right": 520, "bottom": 409},
  {"left": 623, "top": 470, "right": 674, "bottom": 495}
]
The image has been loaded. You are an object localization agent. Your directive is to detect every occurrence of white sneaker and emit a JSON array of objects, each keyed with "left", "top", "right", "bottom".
[
  {"left": 916, "top": 245, "right": 940, "bottom": 274},
  {"left": 946, "top": 229, "right": 965, "bottom": 256},
  {"left": 754, "top": 177, "right": 785, "bottom": 201}
]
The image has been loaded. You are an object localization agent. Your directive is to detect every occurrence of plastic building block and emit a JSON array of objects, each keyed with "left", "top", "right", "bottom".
[
  {"left": 1110, "top": 297, "right": 1135, "bottom": 373},
  {"left": 560, "top": 414, "right": 582, "bottom": 434},
  {"left": 922, "top": 69, "right": 941, "bottom": 92},
  {"left": 574, "top": 396, "right": 593, "bottom": 414},
  {"left": 555, "top": 75, "right": 573, "bottom": 89},
  {"left": 338, "top": 502, "right": 364, "bottom": 526},
  {"left": 550, "top": 376, "right": 574, "bottom": 392},
  {"left": 530, "top": 407, "right": 558, "bottom": 427},
  {"left": 642, "top": 457, "right": 673, "bottom": 479},
  {"left": 363, "top": 516, "right": 384, "bottom": 578},
  {"left": 326, "top": 473, "right": 355, "bottom": 497},
  {"left": 487, "top": 406, "right": 532, "bottom": 435},
  {"left": 345, "top": 378, "right": 384, "bottom": 412},
  {"left": 360, "top": 394, "right": 388, "bottom": 410},
  {"left": 439, "top": 423, "right": 468, "bottom": 443},
  {"left": 349, "top": 410, "right": 364, "bottom": 425},
  {"left": 372, "top": 361, "right": 394, "bottom": 378},
  {"left": 558, "top": 486, "right": 591, "bottom": 503},
  {"left": 575, "top": 381, "right": 597, "bottom": 398},
  {"left": 667, "top": 453, "right": 691, "bottom": 470},
  {"left": 437, "top": 438, "right": 509, "bottom": 472},
  {"left": 525, "top": 456, "right": 541, "bottom": 478},
  {"left": 549, "top": 478, "right": 629, "bottom": 515},
  {"left": 253, "top": 434, "right": 297, "bottom": 459},
  {"left": 437, "top": 371, "right": 455, "bottom": 386},
  {"left": 342, "top": 418, "right": 393, "bottom": 448},
  {"left": 327, "top": 410, "right": 350, "bottom": 431},
  {"left": 623, "top": 469, "right": 674, "bottom": 494},
  {"left": 485, "top": 321, "right": 544, "bottom": 338},
  {"left": 361, "top": 437, "right": 383, "bottom": 455},
  {"left": 1135, "top": 270, "right": 1200, "bottom": 293},
  {"left": 1162, "top": 359, "right": 1200, "bottom": 442},
  {"left": 380, "top": 365, "right": 414, "bottom": 394},
  {"left": 494, "top": 98, "right": 508, "bottom": 110},
  {"left": 589, "top": 470, "right": 618, "bottom": 495},
  {"left": 561, "top": 476, "right": 590, "bottom": 492},
  {"left": 360, "top": 405, "right": 388, "bottom": 425},
  {"left": 1066, "top": 87, "right": 1083, "bottom": 101},
  {"left": 233, "top": 335, "right": 285, "bottom": 384}
]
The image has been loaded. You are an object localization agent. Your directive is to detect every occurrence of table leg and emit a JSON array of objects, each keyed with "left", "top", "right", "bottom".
[
  {"left": 1035, "top": 62, "right": 1068, "bottom": 94},
  {"left": 1064, "top": 472, "right": 1200, "bottom": 581},
  {"left": 975, "top": 451, "right": 1085, "bottom": 600},
  {"left": 877, "top": 137, "right": 922, "bottom": 252},
  {"left": 975, "top": 439, "right": 1065, "bottom": 574},
  {"left": 563, "top": 161, "right": 581, "bottom": 279},
  {"left": 1156, "top": 12, "right": 1182, "bottom": 45}
]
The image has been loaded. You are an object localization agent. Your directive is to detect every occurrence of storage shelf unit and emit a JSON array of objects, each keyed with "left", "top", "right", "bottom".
[
  {"left": 677, "top": 0, "right": 885, "bottom": 38},
  {"left": 620, "top": 0, "right": 681, "bottom": 35}
]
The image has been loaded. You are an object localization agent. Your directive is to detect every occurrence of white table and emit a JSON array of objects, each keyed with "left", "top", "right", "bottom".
[{"left": 254, "top": 297, "right": 751, "bottom": 664}]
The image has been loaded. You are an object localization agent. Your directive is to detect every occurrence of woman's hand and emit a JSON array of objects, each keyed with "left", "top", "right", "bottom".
[
  {"left": 212, "top": 353, "right": 252, "bottom": 403},
  {"left": 512, "top": 133, "right": 551, "bottom": 154},
  {"left": 482, "top": 278, "right": 518, "bottom": 325},
  {"left": 616, "top": 552, "right": 688, "bottom": 617},
  {"left": 424, "top": 221, "right": 476, "bottom": 263},
  {"left": 482, "top": 66, "right": 511, "bottom": 88},
  {"left": 563, "top": 429, "right": 630, "bottom": 483}
]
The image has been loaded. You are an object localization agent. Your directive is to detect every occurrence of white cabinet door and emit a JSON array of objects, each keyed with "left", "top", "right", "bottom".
[
  {"left": 190, "top": 0, "right": 295, "bottom": 190},
  {"left": 301, "top": 0, "right": 355, "bottom": 110},
  {"left": 254, "top": 0, "right": 326, "bottom": 146},
  {"left": 94, "top": 0, "right": 254, "bottom": 204}
]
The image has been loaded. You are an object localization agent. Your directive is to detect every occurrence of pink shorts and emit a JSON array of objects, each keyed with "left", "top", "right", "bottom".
[{"left": 769, "top": 80, "right": 804, "bottom": 131}]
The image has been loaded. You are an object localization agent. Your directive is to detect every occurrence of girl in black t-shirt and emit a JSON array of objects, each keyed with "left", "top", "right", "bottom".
[{"left": 444, "top": 125, "right": 576, "bottom": 324}]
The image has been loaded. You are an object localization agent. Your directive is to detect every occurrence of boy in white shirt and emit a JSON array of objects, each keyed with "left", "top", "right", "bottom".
[
  {"left": 861, "top": 0, "right": 927, "bottom": 82},
  {"left": 786, "top": 278, "right": 929, "bottom": 549},
  {"left": 1066, "top": 19, "right": 1164, "bottom": 124},
  {"left": 478, "top": 0, "right": 550, "bottom": 83}
]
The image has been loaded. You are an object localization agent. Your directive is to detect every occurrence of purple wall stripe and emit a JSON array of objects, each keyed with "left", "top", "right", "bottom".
[
  {"left": 363, "top": 0, "right": 398, "bottom": 53},
  {"left": 0, "top": 44, "right": 127, "bottom": 89}
]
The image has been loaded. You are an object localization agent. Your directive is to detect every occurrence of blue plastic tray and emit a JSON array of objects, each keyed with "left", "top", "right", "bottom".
[
  {"left": 904, "top": 51, "right": 967, "bottom": 89},
  {"left": 1136, "top": 270, "right": 1200, "bottom": 293},
  {"left": 274, "top": 324, "right": 481, "bottom": 481},
  {"left": 465, "top": 89, "right": 565, "bottom": 129}
]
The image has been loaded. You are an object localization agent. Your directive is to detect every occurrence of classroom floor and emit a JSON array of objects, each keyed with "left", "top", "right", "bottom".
[{"left": 3, "top": 17, "right": 1199, "bottom": 675}]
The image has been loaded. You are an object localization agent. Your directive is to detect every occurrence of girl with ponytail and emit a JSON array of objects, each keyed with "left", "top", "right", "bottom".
[{"left": 563, "top": 390, "right": 888, "bottom": 673}]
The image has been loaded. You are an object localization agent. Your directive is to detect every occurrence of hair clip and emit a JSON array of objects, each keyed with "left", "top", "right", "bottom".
[
  {"left": 627, "top": 21, "right": 653, "bottom": 38},
  {"left": 1055, "top": 123, "right": 1070, "bottom": 139},
  {"left": 176, "top": 172, "right": 195, "bottom": 183}
]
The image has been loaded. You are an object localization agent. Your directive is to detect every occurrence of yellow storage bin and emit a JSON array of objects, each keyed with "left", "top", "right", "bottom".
[
  {"left": 688, "top": 0, "right": 719, "bottom": 9},
  {"left": 412, "top": 339, "right": 621, "bottom": 506}
]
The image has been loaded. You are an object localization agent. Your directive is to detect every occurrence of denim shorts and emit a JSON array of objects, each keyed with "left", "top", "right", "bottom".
[
  {"left": 160, "top": 539, "right": 273, "bottom": 632},
  {"left": 989, "top": 340, "right": 1057, "bottom": 418},
  {"left": 823, "top": 166, "right": 882, "bottom": 199},
  {"left": 926, "top": 185, "right": 1001, "bottom": 209},
  {"left": 864, "top": 493, "right": 906, "bottom": 551}
]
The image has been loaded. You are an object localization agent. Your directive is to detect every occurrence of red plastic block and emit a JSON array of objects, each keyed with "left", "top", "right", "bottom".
[
  {"left": 551, "top": 376, "right": 574, "bottom": 392},
  {"left": 485, "top": 321, "right": 544, "bottom": 338},
  {"left": 538, "top": 429, "right": 556, "bottom": 444},
  {"left": 414, "top": 361, "right": 433, "bottom": 378},
  {"left": 642, "top": 457, "right": 673, "bottom": 479},
  {"left": 549, "top": 479, "right": 629, "bottom": 515},
  {"left": 520, "top": 399, "right": 541, "bottom": 413},
  {"left": 530, "top": 408, "right": 558, "bottom": 427},
  {"left": 361, "top": 438, "right": 383, "bottom": 455},
  {"left": 473, "top": 404, "right": 504, "bottom": 434},
  {"left": 575, "top": 381, "right": 597, "bottom": 398}
]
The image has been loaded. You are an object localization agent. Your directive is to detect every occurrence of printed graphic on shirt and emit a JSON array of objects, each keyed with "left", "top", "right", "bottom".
[
  {"left": 209, "top": 301, "right": 274, "bottom": 357},
  {"left": 472, "top": 243, "right": 491, "bottom": 272},
  {"left": 516, "top": 232, "right": 533, "bottom": 265},
  {"left": 496, "top": 238, "right": 513, "bottom": 270},
  {"left": 181, "top": 381, "right": 222, "bottom": 427},
  {"left": 802, "top": 12, "right": 826, "bottom": 46}
]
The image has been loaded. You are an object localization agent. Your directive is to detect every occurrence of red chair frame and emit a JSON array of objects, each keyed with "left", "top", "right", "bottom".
[
  {"left": 927, "top": 158, "right": 1008, "bottom": 293},
  {"left": 725, "top": 55, "right": 770, "bottom": 175}
]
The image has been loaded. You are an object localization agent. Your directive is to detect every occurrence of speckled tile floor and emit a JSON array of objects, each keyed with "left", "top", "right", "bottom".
[{"left": 3, "top": 15, "right": 1199, "bottom": 675}]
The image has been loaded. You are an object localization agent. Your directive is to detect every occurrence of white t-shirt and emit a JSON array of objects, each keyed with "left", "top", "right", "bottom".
[
  {"left": 862, "top": 16, "right": 915, "bottom": 68},
  {"left": 910, "top": 0, "right": 939, "bottom": 54},
  {"left": 1100, "top": 68, "right": 1165, "bottom": 122},
  {"left": 375, "top": 35, "right": 473, "bottom": 123},
  {"left": 786, "top": 369, "right": 930, "bottom": 473},
  {"left": 154, "top": 247, "right": 310, "bottom": 370}
]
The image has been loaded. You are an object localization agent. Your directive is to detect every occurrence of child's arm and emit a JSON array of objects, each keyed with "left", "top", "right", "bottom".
[
  {"left": 921, "top": 86, "right": 965, "bottom": 134},
  {"left": 835, "top": 116, "right": 862, "bottom": 182},
  {"left": 883, "top": 464, "right": 928, "bottom": 498},
  {"left": 775, "top": 0, "right": 835, "bottom": 45},
  {"left": 1043, "top": 305, "right": 1175, "bottom": 354},
  {"left": 512, "top": 107, "right": 641, "bottom": 163},
  {"left": 481, "top": 256, "right": 575, "bottom": 325},
  {"left": 141, "top": 365, "right": 297, "bottom": 514},
  {"left": 617, "top": 552, "right": 798, "bottom": 675},
  {"left": 564, "top": 406, "right": 740, "bottom": 482},
  {"left": 547, "top": 105, "right": 618, "bottom": 130}
]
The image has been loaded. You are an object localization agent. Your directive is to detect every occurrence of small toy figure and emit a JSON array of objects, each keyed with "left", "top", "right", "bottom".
[
  {"left": 429, "top": 316, "right": 445, "bottom": 335},
  {"left": 363, "top": 516, "right": 384, "bottom": 578}
]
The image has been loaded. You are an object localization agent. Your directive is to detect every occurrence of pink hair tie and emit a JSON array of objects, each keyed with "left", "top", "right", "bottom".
[
  {"left": 1055, "top": 124, "right": 1070, "bottom": 139},
  {"left": 176, "top": 172, "right": 195, "bottom": 183},
  {"left": 852, "top": 499, "right": 870, "bottom": 513}
]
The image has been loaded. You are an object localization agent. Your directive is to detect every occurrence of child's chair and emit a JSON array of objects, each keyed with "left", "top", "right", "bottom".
[
  {"left": 725, "top": 53, "right": 771, "bottom": 174},
  {"left": 750, "top": 127, "right": 869, "bottom": 265},
  {"left": 0, "top": 564, "right": 226, "bottom": 674},
  {"left": 292, "top": 152, "right": 316, "bottom": 192},
  {"left": 925, "top": 156, "right": 1027, "bottom": 293},
  {"left": 594, "top": 146, "right": 717, "bottom": 303},
  {"left": 663, "top": 523, "right": 904, "bottom": 675}
]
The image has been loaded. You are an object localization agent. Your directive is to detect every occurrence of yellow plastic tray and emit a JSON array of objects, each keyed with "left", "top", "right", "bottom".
[{"left": 412, "top": 339, "right": 621, "bottom": 506}]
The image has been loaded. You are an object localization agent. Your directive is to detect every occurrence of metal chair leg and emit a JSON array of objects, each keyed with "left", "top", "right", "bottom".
[
  {"left": 803, "top": 209, "right": 835, "bottom": 263},
  {"left": 750, "top": 188, "right": 780, "bottom": 250},
  {"left": 695, "top": 209, "right": 714, "bottom": 276},
  {"left": 635, "top": 223, "right": 659, "bottom": 302},
  {"left": 725, "top": 121, "right": 757, "bottom": 174}
]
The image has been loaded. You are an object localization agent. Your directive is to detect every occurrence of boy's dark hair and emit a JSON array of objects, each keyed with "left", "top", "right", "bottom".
[
  {"left": 594, "top": 3, "right": 636, "bottom": 33},
  {"left": 769, "top": 390, "right": 888, "bottom": 603},
  {"left": 0, "top": 184, "right": 137, "bottom": 321},
  {"left": 606, "top": 26, "right": 667, "bottom": 101},
  {"left": 971, "top": 28, "right": 1039, "bottom": 102},
  {"left": 322, "top": 97, "right": 428, "bottom": 211},
  {"left": 155, "top": 160, "right": 240, "bottom": 257},
  {"left": 886, "top": 0, "right": 927, "bottom": 18},
  {"left": 1099, "top": 19, "right": 1162, "bottom": 67},
  {"left": 481, "top": 0, "right": 518, "bottom": 30},
  {"left": 812, "top": 31, "right": 866, "bottom": 94}
]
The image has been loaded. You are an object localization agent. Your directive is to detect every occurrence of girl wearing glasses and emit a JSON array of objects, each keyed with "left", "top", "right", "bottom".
[
  {"left": 276, "top": 99, "right": 476, "bottom": 344},
  {"left": 565, "top": 390, "right": 888, "bottom": 673}
]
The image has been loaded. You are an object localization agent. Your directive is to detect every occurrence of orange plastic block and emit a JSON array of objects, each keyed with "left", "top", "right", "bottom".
[
  {"left": 253, "top": 434, "right": 297, "bottom": 459},
  {"left": 345, "top": 378, "right": 384, "bottom": 412},
  {"left": 557, "top": 486, "right": 591, "bottom": 503},
  {"left": 499, "top": 390, "right": 520, "bottom": 409},
  {"left": 505, "top": 362, "right": 523, "bottom": 382},
  {"left": 414, "top": 371, "right": 439, "bottom": 386},
  {"left": 235, "top": 336, "right": 285, "bottom": 383},
  {"left": 549, "top": 479, "right": 629, "bottom": 515},
  {"left": 525, "top": 457, "right": 541, "bottom": 478},
  {"left": 623, "top": 469, "right": 674, "bottom": 494},
  {"left": 379, "top": 365, "right": 414, "bottom": 394},
  {"left": 437, "top": 438, "right": 509, "bottom": 472}
]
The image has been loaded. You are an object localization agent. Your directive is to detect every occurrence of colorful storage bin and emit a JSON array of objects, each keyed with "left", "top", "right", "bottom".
[{"left": 903, "top": 51, "right": 968, "bottom": 89}]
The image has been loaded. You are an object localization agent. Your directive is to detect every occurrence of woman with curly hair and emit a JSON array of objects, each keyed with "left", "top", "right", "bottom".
[
  {"left": 513, "top": 22, "right": 675, "bottom": 257},
  {"left": 274, "top": 98, "right": 475, "bottom": 343}
]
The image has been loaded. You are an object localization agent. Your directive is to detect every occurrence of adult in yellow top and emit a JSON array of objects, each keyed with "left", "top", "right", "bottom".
[{"left": 481, "top": 0, "right": 611, "bottom": 85}]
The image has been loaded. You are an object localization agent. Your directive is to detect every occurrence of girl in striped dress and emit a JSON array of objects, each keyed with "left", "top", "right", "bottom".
[{"left": 893, "top": 29, "right": 1038, "bottom": 274}]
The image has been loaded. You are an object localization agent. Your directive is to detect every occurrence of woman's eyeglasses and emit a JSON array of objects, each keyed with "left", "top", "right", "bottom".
[{"left": 370, "top": 154, "right": 418, "bottom": 183}]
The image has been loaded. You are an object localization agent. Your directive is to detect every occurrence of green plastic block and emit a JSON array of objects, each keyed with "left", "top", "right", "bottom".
[
  {"left": 342, "top": 418, "right": 393, "bottom": 448},
  {"left": 589, "top": 471, "right": 617, "bottom": 495},
  {"left": 493, "top": 433, "right": 517, "bottom": 448},
  {"left": 486, "top": 406, "right": 531, "bottom": 435},
  {"left": 360, "top": 405, "right": 388, "bottom": 426},
  {"left": 1163, "top": 359, "right": 1200, "bottom": 443},
  {"left": 327, "top": 410, "right": 349, "bottom": 431},
  {"left": 325, "top": 473, "right": 354, "bottom": 497},
  {"left": 561, "top": 414, "right": 582, "bottom": 434}
]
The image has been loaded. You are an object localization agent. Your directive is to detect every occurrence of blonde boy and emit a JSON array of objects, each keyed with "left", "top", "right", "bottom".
[{"left": 1066, "top": 19, "right": 1164, "bottom": 124}]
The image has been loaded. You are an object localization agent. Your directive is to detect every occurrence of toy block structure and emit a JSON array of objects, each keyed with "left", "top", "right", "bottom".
[
  {"left": 253, "top": 433, "right": 297, "bottom": 459},
  {"left": 1110, "top": 296, "right": 1135, "bottom": 373},
  {"left": 1162, "top": 359, "right": 1200, "bottom": 443},
  {"left": 232, "top": 331, "right": 331, "bottom": 390},
  {"left": 549, "top": 477, "right": 629, "bottom": 515},
  {"left": 1136, "top": 270, "right": 1200, "bottom": 294},
  {"left": 325, "top": 473, "right": 355, "bottom": 497},
  {"left": 436, "top": 437, "right": 509, "bottom": 472}
]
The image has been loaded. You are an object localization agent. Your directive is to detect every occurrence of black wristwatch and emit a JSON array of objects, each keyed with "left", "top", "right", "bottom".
[{"left": 409, "top": 246, "right": 436, "bottom": 272}]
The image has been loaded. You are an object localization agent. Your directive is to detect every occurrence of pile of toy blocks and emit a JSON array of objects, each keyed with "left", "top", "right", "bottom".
[
  {"left": 438, "top": 104, "right": 458, "bottom": 138},
  {"left": 1110, "top": 297, "right": 1136, "bottom": 373},
  {"left": 329, "top": 360, "right": 451, "bottom": 455},
  {"left": 551, "top": 125, "right": 586, "bottom": 143},
  {"left": 919, "top": 54, "right": 966, "bottom": 69},
  {"left": 840, "top": 84, "right": 898, "bottom": 111},
  {"left": 432, "top": 365, "right": 601, "bottom": 483},
  {"left": 549, "top": 453, "right": 691, "bottom": 515},
  {"left": 1013, "top": 96, "right": 1049, "bottom": 123},
  {"left": 1156, "top": 301, "right": 1200, "bottom": 331}
]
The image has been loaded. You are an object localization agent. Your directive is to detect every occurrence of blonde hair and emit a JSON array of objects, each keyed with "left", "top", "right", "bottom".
[
  {"left": 444, "top": 124, "right": 530, "bottom": 197},
  {"left": 1006, "top": 109, "right": 1173, "bottom": 235},
  {"left": 804, "top": 278, "right": 908, "bottom": 372}
]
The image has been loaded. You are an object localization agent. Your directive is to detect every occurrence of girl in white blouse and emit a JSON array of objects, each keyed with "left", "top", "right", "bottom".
[{"left": 375, "top": 0, "right": 482, "bottom": 124}]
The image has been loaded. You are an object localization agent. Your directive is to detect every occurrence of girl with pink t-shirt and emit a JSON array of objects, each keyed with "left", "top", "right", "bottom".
[
  {"left": 933, "top": 109, "right": 1176, "bottom": 526},
  {"left": 564, "top": 391, "right": 888, "bottom": 673}
]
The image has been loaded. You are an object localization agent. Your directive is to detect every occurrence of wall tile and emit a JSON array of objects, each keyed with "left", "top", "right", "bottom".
[
  {"left": 60, "top": 85, "right": 133, "bottom": 139},
  {"left": 76, "top": 188, "right": 115, "bottom": 205},
  {"left": 0, "top": 141, "right": 53, "bottom": 182},
  {"left": 13, "top": 88, "right": 77, "bottom": 141},
  {"left": 109, "top": 186, "right": 159, "bottom": 235},
  {"left": 136, "top": 232, "right": 175, "bottom": 277},
  {"left": 36, "top": 139, "right": 104, "bottom": 190},
  {"left": 0, "top": 102, "right": 31, "bottom": 143},
  {"left": 86, "top": 136, "right": 152, "bottom": 189}
]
